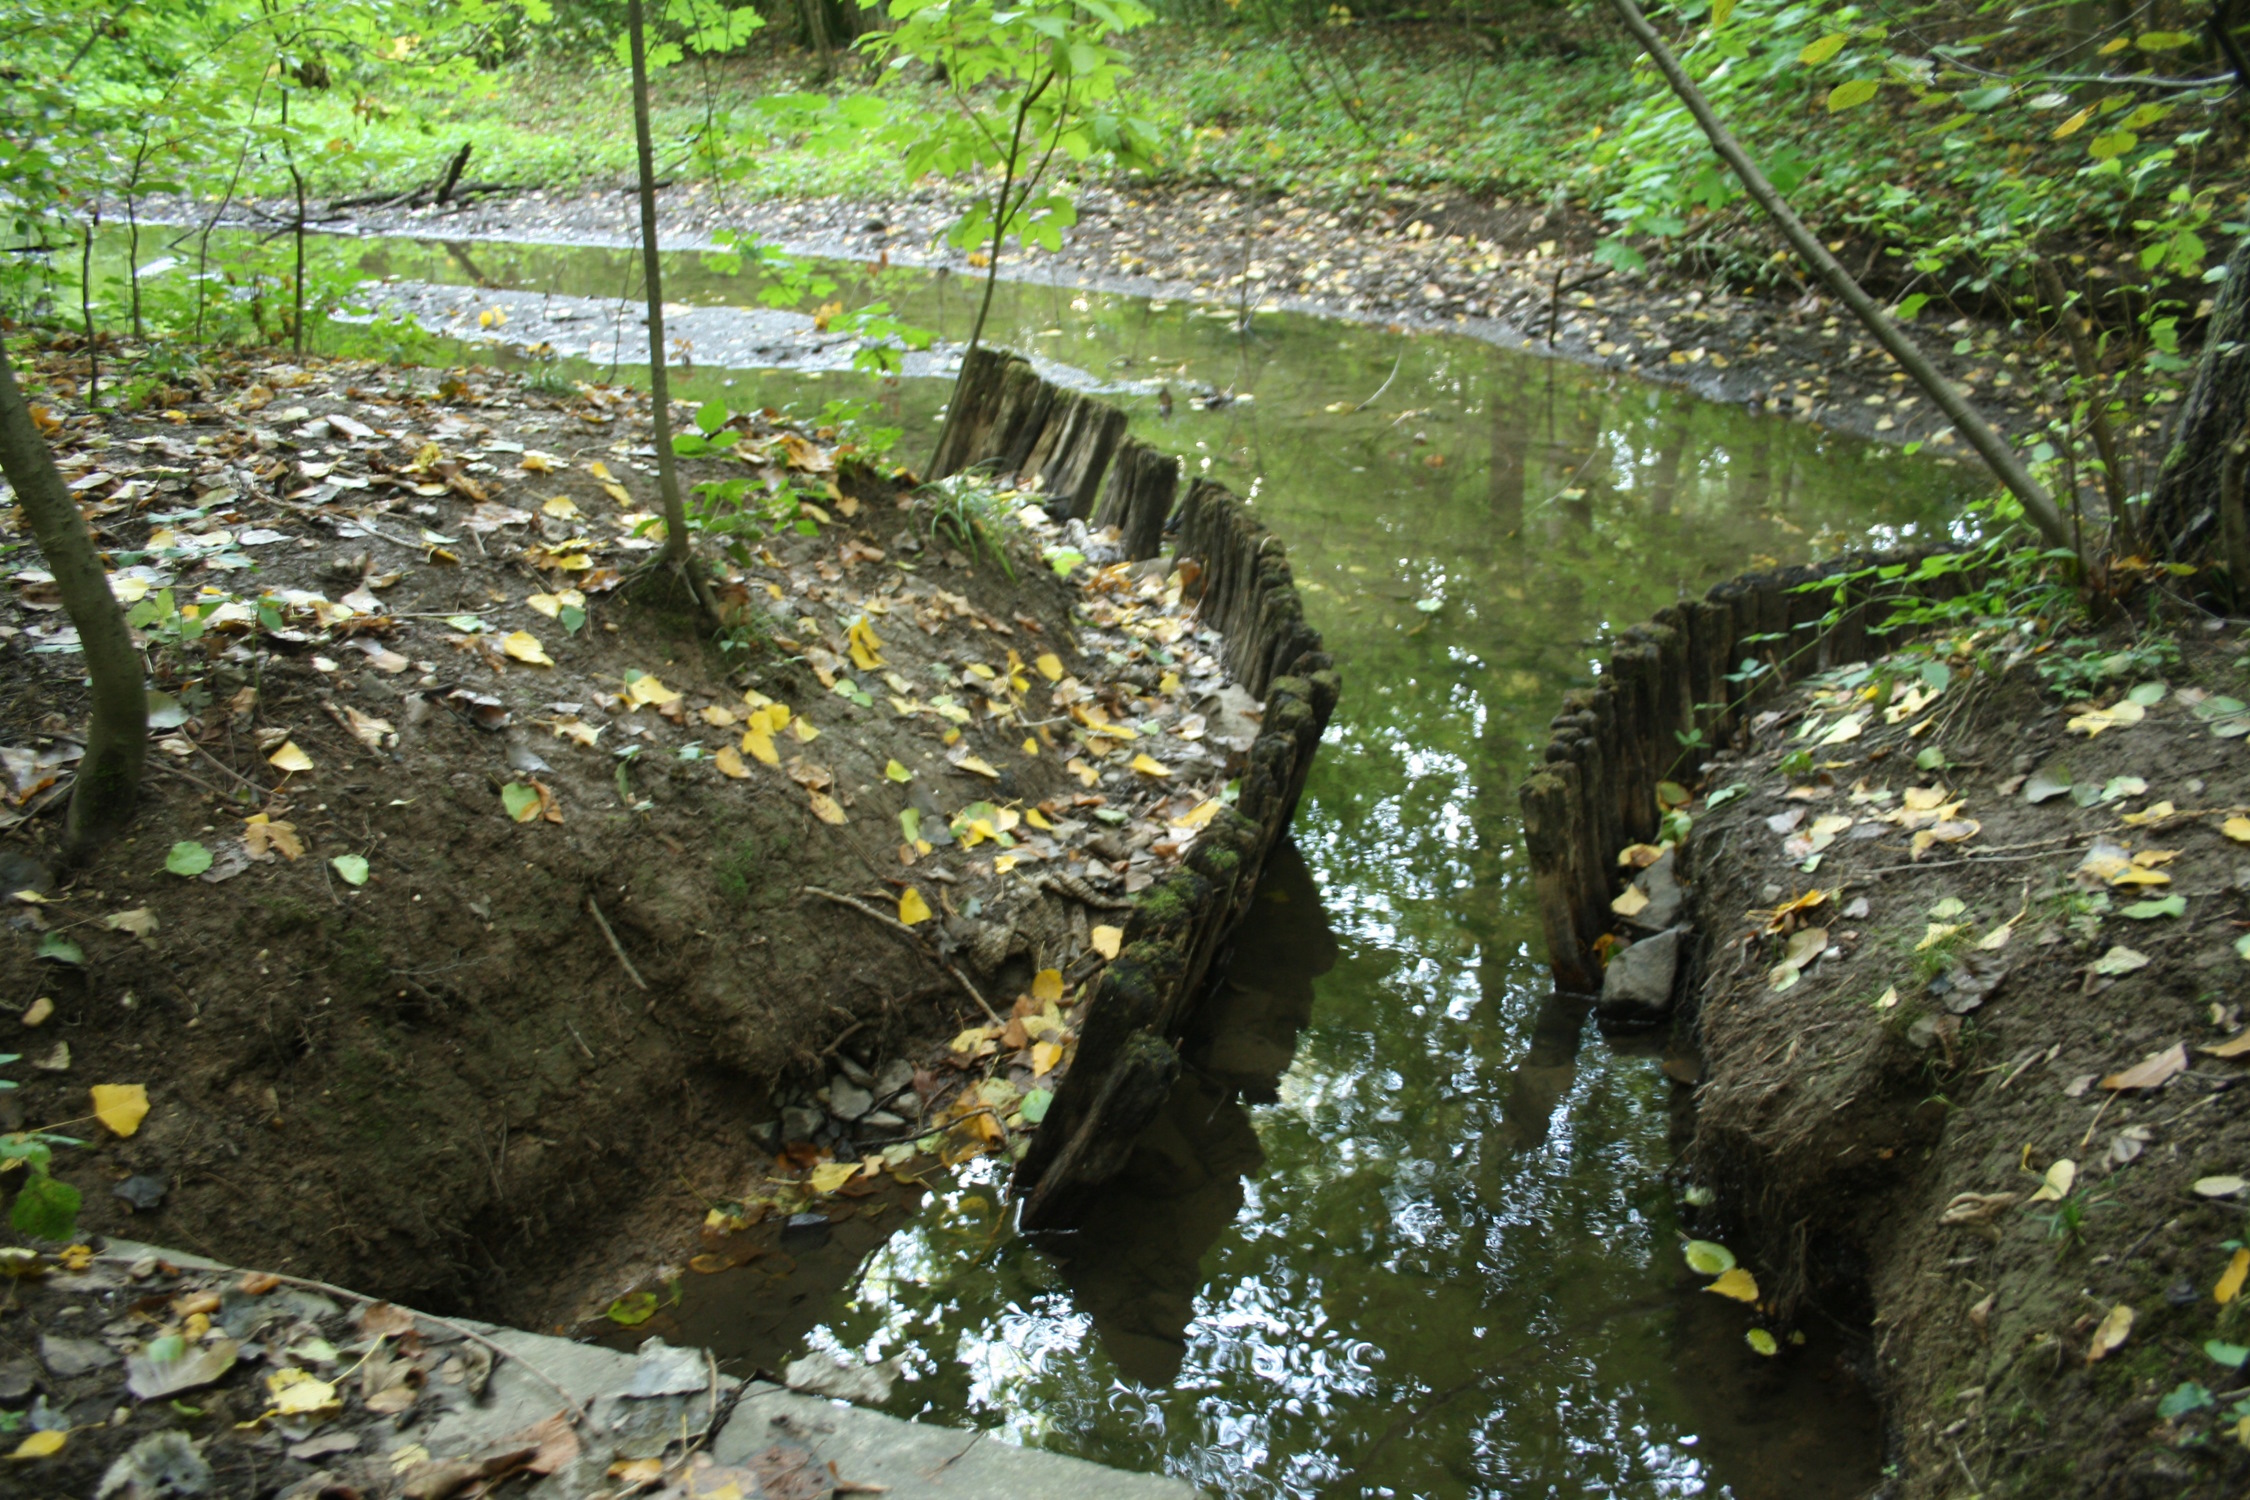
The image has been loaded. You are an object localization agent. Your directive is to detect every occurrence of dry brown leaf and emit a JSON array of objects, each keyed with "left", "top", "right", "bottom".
[{"left": 2101, "top": 1043, "right": 2187, "bottom": 1092}]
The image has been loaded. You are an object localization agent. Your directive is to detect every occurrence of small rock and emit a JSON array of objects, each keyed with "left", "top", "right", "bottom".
[
  {"left": 780, "top": 1106, "right": 824, "bottom": 1144},
  {"left": 827, "top": 1077, "right": 874, "bottom": 1121},
  {"left": 40, "top": 1333, "right": 120, "bottom": 1378},
  {"left": 622, "top": 1338, "right": 707, "bottom": 1399},
  {"left": 112, "top": 1175, "right": 168, "bottom": 1213},
  {"left": 285, "top": 1432, "right": 361, "bottom": 1463},
  {"left": 1842, "top": 896, "right": 1871, "bottom": 919},
  {"left": 0, "top": 1356, "right": 38, "bottom": 1400},
  {"left": 833, "top": 1055, "right": 874, "bottom": 1089},
  {"left": 1599, "top": 925, "right": 1689, "bottom": 1029},
  {"left": 862, "top": 1110, "right": 908, "bottom": 1130},
  {"left": 1621, "top": 849, "right": 1685, "bottom": 932},
  {"left": 1759, "top": 883, "right": 1784, "bottom": 904},
  {"left": 872, "top": 1058, "right": 915, "bottom": 1103},
  {"left": 780, "top": 1212, "right": 831, "bottom": 1249}
]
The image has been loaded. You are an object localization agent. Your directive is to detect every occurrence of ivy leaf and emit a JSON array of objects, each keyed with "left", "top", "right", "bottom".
[
  {"left": 10, "top": 1173, "right": 81, "bottom": 1241},
  {"left": 34, "top": 933, "right": 83, "bottom": 965}
]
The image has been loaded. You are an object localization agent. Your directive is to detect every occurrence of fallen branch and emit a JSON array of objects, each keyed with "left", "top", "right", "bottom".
[
  {"left": 585, "top": 894, "right": 651, "bottom": 992},
  {"left": 803, "top": 885, "right": 1003, "bottom": 1024}
]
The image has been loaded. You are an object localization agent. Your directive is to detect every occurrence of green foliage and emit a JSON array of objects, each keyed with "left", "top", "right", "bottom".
[
  {"left": 0, "top": 1125, "right": 85, "bottom": 1242},
  {"left": 917, "top": 473, "right": 1020, "bottom": 577}
]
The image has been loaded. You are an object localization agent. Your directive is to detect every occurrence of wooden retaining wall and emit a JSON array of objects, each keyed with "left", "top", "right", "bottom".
[
  {"left": 932, "top": 349, "right": 1341, "bottom": 1229},
  {"left": 1518, "top": 549, "right": 1958, "bottom": 995}
]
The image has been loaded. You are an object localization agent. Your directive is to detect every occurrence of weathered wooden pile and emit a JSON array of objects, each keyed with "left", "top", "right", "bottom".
[
  {"left": 931, "top": 349, "right": 1340, "bottom": 1231},
  {"left": 1517, "top": 550, "right": 1956, "bottom": 1012}
]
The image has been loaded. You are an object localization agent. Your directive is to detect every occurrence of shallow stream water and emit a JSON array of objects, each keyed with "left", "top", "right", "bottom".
[{"left": 165, "top": 229, "right": 1979, "bottom": 1496}]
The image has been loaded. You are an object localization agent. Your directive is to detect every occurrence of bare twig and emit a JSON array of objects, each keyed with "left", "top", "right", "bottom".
[
  {"left": 585, "top": 894, "right": 650, "bottom": 992},
  {"left": 803, "top": 886, "right": 1002, "bottom": 1024}
]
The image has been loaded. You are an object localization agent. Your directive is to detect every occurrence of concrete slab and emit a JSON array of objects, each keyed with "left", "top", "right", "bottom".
[{"left": 715, "top": 1383, "right": 1202, "bottom": 1500}]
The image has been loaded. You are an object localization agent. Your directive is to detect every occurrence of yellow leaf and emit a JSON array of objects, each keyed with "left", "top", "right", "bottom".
[
  {"left": 701, "top": 705, "right": 738, "bottom": 726},
  {"left": 243, "top": 813, "right": 304, "bottom": 861},
  {"left": 1177, "top": 799, "right": 1221, "bottom": 830},
  {"left": 848, "top": 618, "right": 885, "bottom": 670},
  {"left": 526, "top": 592, "right": 563, "bottom": 618},
  {"left": 1026, "top": 808, "right": 1052, "bottom": 830},
  {"left": 626, "top": 674, "right": 680, "bottom": 707},
  {"left": 2109, "top": 867, "right": 2172, "bottom": 887},
  {"left": 1090, "top": 924, "right": 1123, "bottom": 959},
  {"left": 1612, "top": 885, "right": 1651, "bottom": 918},
  {"left": 502, "top": 630, "right": 553, "bottom": 666},
  {"left": 2028, "top": 1158, "right": 2076, "bottom": 1202},
  {"left": 790, "top": 718, "right": 819, "bottom": 743},
  {"left": 993, "top": 854, "right": 1018, "bottom": 874},
  {"left": 91, "top": 1083, "right": 150, "bottom": 1138},
  {"left": 1031, "top": 969, "right": 1064, "bottom": 1005},
  {"left": 741, "top": 728, "right": 779, "bottom": 766},
  {"left": 714, "top": 745, "right": 750, "bottom": 779},
  {"left": 1022, "top": 737, "right": 1039, "bottom": 756},
  {"left": 1032, "top": 1040, "right": 1063, "bottom": 1076},
  {"left": 267, "top": 740, "right": 313, "bottom": 773},
  {"left": 9, "top": 1430, "right": 66, "bottom": 1460},
  {"left": 1067, "top": 757, "right": 1100, "bottom": 788},
  {"left": 1036, "top": 652, "right": 1063, "bottom": 681},
  {"left": 2052, "top": 104, "right": 2096, "bottom": 139},
  {"left": 267, "top": 1366, "right": 341, "bottom": 1416},
  {"left": 808, "top": 791, "right": 848, "bottom": 825},
  {"left": 899, "top": 888, "right": 932, "bottom": 926},
  {"left": 1745, "top": 1328, "right": 1779, "bottom": 1356},
  {"left": 1683, "top": 1240, "right": 1736, "bottom": 1276},
  {"left": 602, "top": 481, "right": 632, "bottom": 504},
  {"left": 2218, "top": 1247, "right": 2250, "bottom": 1305},
  {"left": 541, "top": 495, "right": 579, "bottom": 519},
  {"left": 955, "top": 755, "right": 1001, "bottom": 779},
  {"left": 2086, "top": 1302, "right": 2134, "bottom": 1362},
  {"left": 1704, "top": 1267, "right": 1760, "bottom": 1303},
  {"left": 807, "top": 1161, "right": 859, "bottom": 1195},
  {"left": 2223, "top": 816, "right": 2250, "bottom": 844},
  {"left": 1130, "top": 753, "right": 1171, "bottom": 778},
  {"left": 886, "top": 759, "right": 913, "bottom": 782}
]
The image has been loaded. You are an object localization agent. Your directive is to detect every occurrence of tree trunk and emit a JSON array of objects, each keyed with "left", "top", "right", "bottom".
[
  {"left": 2145, "top": 233, "right": 2250, "bottom": 565},
  {"left": 626, "top": 0, "right": 717, "bottom": 624},
  {"left": 0, "top": 339, "right": 146, "bottom": 858}
]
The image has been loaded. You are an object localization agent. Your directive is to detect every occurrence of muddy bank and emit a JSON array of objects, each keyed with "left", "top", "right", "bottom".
[
  {"left": 139, "top": 180, "right": 2072, "bottom": 456},
  {"left": 1520, "top": 558, "right": 2250, "bottom": 1494},
  {"left": 0, "top": 332, "right": 1327, "bottom": 1335}
]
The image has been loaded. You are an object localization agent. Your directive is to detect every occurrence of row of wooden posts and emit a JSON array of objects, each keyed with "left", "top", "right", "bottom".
[
  {"left": 1517, "top": 549, "right": 1958, "bottom": 995},
  {"left": 931, "top": 347, "right": 1341, "bottom": 1229}
]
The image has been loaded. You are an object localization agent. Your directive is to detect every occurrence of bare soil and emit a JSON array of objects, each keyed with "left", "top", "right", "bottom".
[
  {"left": 0, "top": 332, "right": 1259, "bottom": 1340},
  {"left": 1677, "top": 619, "right": 2250, "bottom": 1497}
]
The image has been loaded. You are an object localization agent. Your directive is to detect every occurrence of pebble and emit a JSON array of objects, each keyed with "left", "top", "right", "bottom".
[{"left": 828, "top": 1077, "right": 875, "bottom": 1122}]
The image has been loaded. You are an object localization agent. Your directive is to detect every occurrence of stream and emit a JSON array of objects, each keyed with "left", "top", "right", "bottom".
[{"left": 159, "top": 228, "right": 1977, "bottom": 1495}]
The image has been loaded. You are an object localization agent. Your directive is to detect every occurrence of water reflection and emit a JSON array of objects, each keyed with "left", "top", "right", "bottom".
[
  {"left": 175, "top": 228, "right": 1956, "bottom": 1496},
  {"left": 1042, "top": 843, "right": 1334, "bottom": 1387}
]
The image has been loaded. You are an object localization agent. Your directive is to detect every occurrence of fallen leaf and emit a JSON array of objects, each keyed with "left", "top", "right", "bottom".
[
  {"left": 1090, "top": 924, "right": 1123, "bottom": 959},
  {"left": 808, "top": 791, "right": 848, "bottom": 825},
  {"left": 898, "top": 888, "right": 931, "bottom": 926},
  {"left": 2090, "top": 945, "right": 2151, "bottom": 976},
  {"left": 2028, "top": 1159, "right": 2076, "bottom": 1203},
  {"left": 2067, "top": 700, "right": 2145, "bottom": 737},
  {"left": 741, "top": 728, "right": 779, "bottom": 766},
  {"left": 1612, "top": 885, "right": 1650, "bottom": 917},
  {"left": 91, "top": 1083, "right": 149, "bottom": 1137},
  {"left": 2102, "top": 1043, "right": 2187, "bottom": 1091},
  {"left": 1031, "top": 968, "right": 1064, "bottom": 1004},
  {"left": 244, "top": 814, "right": 305, "bottom": 860},
  {"left": 1130, "top": 753, "right": 1172, "bottom": 778},
  {"left": 1683, "top": 1239, "right": 1736, "bottom": 1276},
  {"left": 104, "top": 908, "right": 159, "bottom": 937},
  {"left": 1036, "top": 652, "right": 1064, "bottom": 681},
  {"left": 267, "top": 740, "right": 313, "bottom": 773},
  {"left": 885, "top": 759, "right": 913, "bottom": 783},
  {"left": 268, "top": 1366, "right": 342, "bottom": 1418},
  {"left": 2193, "top": 1176, "right": 2249, "bottom": 1198},
  {"left": 330, "top": 854, "right": 370, "bottom": 886},
  {"left": 2086, "top": 1303, "right": 2134, "bottom": 1362},
  {"left": 625, "top": 672, "right": 680, "bottom": 707},
  {"left": 714, "top": 745, "right": 750, "bottom": 779},
  {"left": 1704, "top": 1267, "right": 1760, "bottom": 1302},
  {"left": 2219, "top": 1248, "right": 2250, "bottom": 1305},
  {"left": 1745, "top": 1329, "right": 1778, "bottom": 1356},
  {"left": 8, "top": 1430, "right": 65, "bottom": 1460},
  {"left": 501, "top": 630, "right": 553, "bottom": 666},
  {"left": 807, "top": 1162, "right": 858, "bottom": 1195},
  {"left": 953, "top": 754, "right": 1001, "bottom": 779},
  {"left": 2202, "top": 1029, "right": 2250, "bottom": 1059},
  {"left": 2225, "top": 816, "right": 2250, "bottom": 844}
]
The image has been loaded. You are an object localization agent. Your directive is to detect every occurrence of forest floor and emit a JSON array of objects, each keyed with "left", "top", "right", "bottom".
[
  {"left": 1667, "top": 617, "right": 2250, "bottom": 1497},
  {"left": 0, "top": 331, "right": 1265, "bottom": 1346}
]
